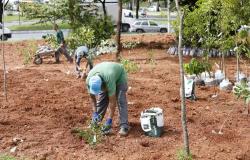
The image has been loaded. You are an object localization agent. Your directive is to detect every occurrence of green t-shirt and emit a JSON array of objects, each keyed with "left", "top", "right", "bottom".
[
  {"left": 56, "top": 30, "right": 64, "bottom": 44},
  {"left": 86, "top": 62, "right": 127, "bottom": 96}
]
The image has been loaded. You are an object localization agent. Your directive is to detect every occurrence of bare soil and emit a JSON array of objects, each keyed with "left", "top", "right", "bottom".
[{"left": 0, "top": 34, "right": 249, "bottom": 160}]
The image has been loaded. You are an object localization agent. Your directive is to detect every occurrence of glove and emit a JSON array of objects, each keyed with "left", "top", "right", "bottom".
[
  {"left": 101, "top": 118, "right": 112, "bottom": 135},
  {"left": 105, "top": 118, "right": 112, "bottom": 126},
  {"left": 92, "top": 112, "right": 101, "bottom": 123}
]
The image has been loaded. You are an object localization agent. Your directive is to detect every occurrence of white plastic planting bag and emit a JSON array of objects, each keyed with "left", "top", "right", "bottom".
[
  {"left": 205, "top": 77, "right": 216, "bottom": 86},
  {"left": 219, "top": 79, "right": 232, "bottom": 90},
  {"left": 184, "top": 76, "right": 194, "bottom": 97},
  {"left": 215, "top": 70, "right": 225, "bottom": 82},
  {"left": 235, "top": 72, "right": 246, "bottom": 82},
  {"left": 201, "top": 72, "right": 213, "bottom": 81}
]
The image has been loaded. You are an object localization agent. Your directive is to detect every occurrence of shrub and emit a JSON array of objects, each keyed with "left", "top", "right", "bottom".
[
  {"left": 122, "top": 41, "right": 141, "bottom": 49},
  {"left": 184, "top": 58, "right": 211, "bottom": 76},
  {"left": 233, "top": 81, "right": 250, "bottom": 105},
  {"left": 67, "top": 27, "right": 95, "bottom": 50},
  {"left": 71, "top": 123, "right": 103, "bottom": 146},
  {"left": 121, "top": 58, "right": 139, "bottom": 73},
  {"left": 0, "top": 154, "right": 17, "bottom": 160},
  {"left": 43, "top": 34, "right": 58, "bottom": 48},
  {"left": 20, "top": 41, "right": 37, "bottom": 65},
  {"left": 176, "top": 149, "right": 193, "bottom": 160},
  {"left": 96, "top": 39, "right": 117, "bottom": 55},
  {"left": 147, "top": 50, "right": 156, "bottom": 65}
]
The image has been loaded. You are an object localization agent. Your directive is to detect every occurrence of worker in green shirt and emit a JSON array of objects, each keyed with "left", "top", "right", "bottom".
[
  {"left": 86, "top": 62, "right": 129, "bottom": 136},
  {"left": 53, "top": 24, "right": 73, "bottom": 63}
]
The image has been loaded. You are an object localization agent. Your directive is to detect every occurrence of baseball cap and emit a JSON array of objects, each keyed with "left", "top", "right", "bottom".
[{"left": 89, "top": 75, "right": 102, "bottom": 95}]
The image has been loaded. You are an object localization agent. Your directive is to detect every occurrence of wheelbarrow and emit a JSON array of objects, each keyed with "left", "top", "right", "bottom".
[{"left": 33, "top": 45, "right": 55, "bottom": 65}]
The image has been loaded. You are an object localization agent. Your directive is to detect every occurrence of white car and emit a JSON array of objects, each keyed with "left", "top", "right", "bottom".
[
  {"left": 0, "top": 23, "right": 12, "bottom": 40},
  {"left": 129, "top": 20, "right": 167, "bottom": 33}
]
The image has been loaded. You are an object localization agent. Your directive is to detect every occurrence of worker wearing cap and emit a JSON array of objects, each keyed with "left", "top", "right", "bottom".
[
  {"left": 53, "top": 24, "right": 73, "bottom": 63},
  {"left": 74, "top": 46, "right": 93, "bottom": 78},
  {"left": 86, "top": 62, "right": 129, "bottom": 136}
]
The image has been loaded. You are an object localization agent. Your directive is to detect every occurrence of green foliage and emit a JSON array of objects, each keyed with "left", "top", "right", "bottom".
[
  {"left": 97, "top": 39, "right": 117, "bottom": 55},
  {"left": 235, "top": 29, "right": 250, "bottom": 58},
  {"left": 184, "top": 58, "right": 212, "bottom": 76},
  {"left": 20, "top": 41, "right": 37, "bottom": 65},
  {"left": 0, "top": 155, "right": 16, "bottom": 160},
  {"left": 86, "top": 16, "right": 115, "bottom": 46},
  {"left": 19, "top": 2, "right": 55, "bottom": 23},
  {"left": 122, "top": 41, "right": 141, "bottom": 49},
  {"left": 233, "top": 81, "right": 250, "bottom": 105},
  {"left": 71, "top": 123, "right": 103, "bottom": 146},
  {"left": 176, "top": 149, "right": 193, "bottom": 160},
  {"left": 67, "top": 27, "right": 95, "bottom": 50},
  {"left": 176, "top": 0, "right": 250, "bottom": 52},
  {"left": 43, "top": 34, "right": 58, "bottom": 48},
  {"left": 20, "top": 0, "right": 114, "bottom": 50},
  {"left": 147, "top": 50, "right": 156, "bottom": 65},
  {"left": 121, "top": 58, "right": 139, "bottom": 73}
]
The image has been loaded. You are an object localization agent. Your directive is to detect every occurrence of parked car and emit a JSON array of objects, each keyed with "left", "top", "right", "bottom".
[
  {"left": 129, "top": 20, "right": 167, "bottom": 33},
  {"left": 0, "top": 23, "right": 12, "bottom": 40}
]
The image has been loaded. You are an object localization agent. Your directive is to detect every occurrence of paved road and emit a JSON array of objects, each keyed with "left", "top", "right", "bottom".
[
  {"left": 9, "top": 29, "right": 70, "bottom": 41},
  {"left": 7, "top": 15, "right": 176, "bottom": 41},
  {"left": 4, "top": 20, "right": 39, "bottom": 27}
]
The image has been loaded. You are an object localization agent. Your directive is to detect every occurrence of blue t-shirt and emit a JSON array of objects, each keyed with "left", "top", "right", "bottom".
[{"left": 75, "top": 46, "right": 89, "bottom": 57}]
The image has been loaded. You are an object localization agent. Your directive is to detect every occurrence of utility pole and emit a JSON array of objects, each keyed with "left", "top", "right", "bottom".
[
  {"left": 2, "top": 0, "right": 8, "bottom": 101},
  {"left": 167, "top": 0, "right": 170, "bottom": 32}
]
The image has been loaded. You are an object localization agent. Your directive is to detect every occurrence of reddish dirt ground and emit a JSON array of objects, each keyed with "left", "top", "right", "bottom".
[{"left": 0, "top": 34, "right": 250, "bottom": 160}]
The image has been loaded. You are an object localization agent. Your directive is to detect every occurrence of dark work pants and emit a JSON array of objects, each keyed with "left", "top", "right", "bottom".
[
  {"left": 96, "top": 83, "right": 128, "bottom": 129},
  {"left": 55, "top": 46, "right": 72, "bottom": 63}
]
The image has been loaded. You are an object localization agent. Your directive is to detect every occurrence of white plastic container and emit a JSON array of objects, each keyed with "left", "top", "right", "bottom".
[
  {"left": 140, "top": 107, "right": 164, "bottom": 137},
  {"left": 215, "top": 70, "right": 225, "bottom": 82}
]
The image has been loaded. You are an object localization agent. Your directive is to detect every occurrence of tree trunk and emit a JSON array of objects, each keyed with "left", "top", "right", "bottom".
[
  {"left": 135, "top": 0, "right": 139, "bottom": 19},
  {"left": 1, "top": 0, "right": 8, "bottom": 101},
  {"left": 175, "top": 0, "right": 190, "bottom": 156},
  {"left": 0, "top": 2, "right": 3, "bottom": 23},
  {"left": 237, "top": 53, "right": 240, "bottom": 81},
  {"left": 164, "top": 0, "right": 167, "bottom": 8},
  {"left": 128, "top": 0, "right": 133, "bottom": 10},
  {"left": 156, "top": 0, "right": 160, "bottom": 12},
  {"left": 222, "top": 52, "right": 225, "bottom": 77},
  {"left": 167, "top": 0, "right": 170, "bottom": 32},
  {"left": 0, "top": 0, "right": 9, "bottom": 23},
  {"left": 116, "top": 0, "right": 122, "bottom": 62},
  {"left": 101, "top": 1, "right": 107, "bottom": 17}
]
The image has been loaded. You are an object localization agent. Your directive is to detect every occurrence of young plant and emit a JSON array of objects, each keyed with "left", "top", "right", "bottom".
[
  {"left": 43, "top": 34, "right": 58, "bottom": 49},
  {"left": 20, "top": 41, "right": 37, "bottom": 65},
  {"left": 122, "top": 41, "right": 140, "bottom": 49},
  {"left": 121, "top": 58, "right": 139, "bottom": 73},
  {"left": 147, "top": 50, "right": 156, "bottom": 65},
  {"left": 176, "top": 149, "right": 193, "bottom": 160},
  {"left": 184, "top": 58, "right": 211, "bottom": 77},
  {"left": 72, "top": 122, "right": 103, "bottom": 146},
  {"left": 233, "top": 81, "right": 250, "bottom": 114},
  {"left": 184, "top": 58, "right": 204, "bottom": 76}
]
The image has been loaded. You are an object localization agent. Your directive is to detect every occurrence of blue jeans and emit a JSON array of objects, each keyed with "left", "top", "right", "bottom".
[{"left": 96, "top": 83, "right": 128, "bottom": 129}]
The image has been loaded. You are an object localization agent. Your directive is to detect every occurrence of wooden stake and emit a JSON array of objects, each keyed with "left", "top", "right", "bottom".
[{"left": 2, "top": 0, "right": 7, "bottom": 101}]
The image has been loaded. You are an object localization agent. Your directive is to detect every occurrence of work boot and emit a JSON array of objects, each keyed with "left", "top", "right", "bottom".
[
  {"left": 101, "top": 125, "right": 112, "bottom": 135},
  {"left": 119, "top": 127, "right": 129, "bottom": 137},
  {"left": 53, "top": 61, "right": 60, "bottom": 64}
]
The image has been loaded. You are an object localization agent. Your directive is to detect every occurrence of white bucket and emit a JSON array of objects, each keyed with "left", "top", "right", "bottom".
[{"left": 140, "top": 107, "right": 164, "bottom": 133}]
